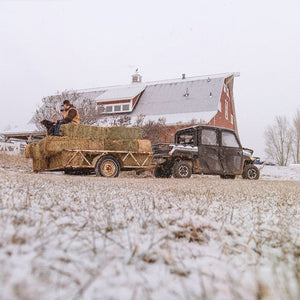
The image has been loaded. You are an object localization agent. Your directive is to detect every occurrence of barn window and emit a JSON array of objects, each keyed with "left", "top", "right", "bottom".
[
  {"left": 114, "top": 105, "right": 121, "bottom": 112},
  {"left": 122, "top": 104, "right": 130, "bottom": 111},
  {"left": 230, "top": 114, "right": 234, "bottom": 124},
  {"left": 105, "top": 106, "right": 113, "bottom": 113},
  {"left": 225, "top": 100, "right": 228, "bottom": 120}
]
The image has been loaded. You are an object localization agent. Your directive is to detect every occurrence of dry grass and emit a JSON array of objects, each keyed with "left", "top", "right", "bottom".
[
  {"left": 0, "top": 152, "right": 32, "bottom": 172},
  {"left": 0, "top": 166, "right": 299, "bottom": 299}
]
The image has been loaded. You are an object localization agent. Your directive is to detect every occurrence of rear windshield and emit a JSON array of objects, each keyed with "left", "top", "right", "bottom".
[{"left": 176, "top": 132, "right": 195, "bottom": 145}]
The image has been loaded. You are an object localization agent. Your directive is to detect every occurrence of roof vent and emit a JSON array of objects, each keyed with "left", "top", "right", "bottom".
[
  {"left": 132, "top": 69, "right": 142, "bottom": 84},
  {"left": 182, "top": 73, "right": 186, "bottom": 80},
  {"left": 207, "top": 77, "right": 211, "bottom": 82}
]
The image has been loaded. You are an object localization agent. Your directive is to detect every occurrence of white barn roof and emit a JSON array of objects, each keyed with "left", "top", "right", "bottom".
[{"left": 75, "top": 72, "right": 239, "bottom": 125}]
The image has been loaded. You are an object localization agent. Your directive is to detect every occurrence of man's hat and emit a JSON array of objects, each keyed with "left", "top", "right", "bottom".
[{"left": 62, "top": 100, "right": 70, "bottom": 106}]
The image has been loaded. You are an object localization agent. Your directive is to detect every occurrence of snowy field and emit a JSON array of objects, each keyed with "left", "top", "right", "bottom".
[{"left": 0, "top": 154, "right": 299, "bottom": 300}]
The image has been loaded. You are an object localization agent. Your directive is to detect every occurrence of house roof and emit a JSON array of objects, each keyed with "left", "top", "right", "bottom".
[{"left": 0, "top": 123, "right": 45, "bottom": 141}]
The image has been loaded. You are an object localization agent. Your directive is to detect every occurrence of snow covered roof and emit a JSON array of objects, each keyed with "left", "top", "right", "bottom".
[
  {"left": 0, "top": 123, "right": 40, "bottom": 134},
  {"left": 0, "top": 123, "right": 45, "bottom": 141},
  {"left": 74, "top": 72, "right": 238, "bottom": 125},
  {"left": 131, "top": 75, "right": 226, "bottom": 121},
  {"left": 95, "top": 84, "right": 146, "bottom": 103}
]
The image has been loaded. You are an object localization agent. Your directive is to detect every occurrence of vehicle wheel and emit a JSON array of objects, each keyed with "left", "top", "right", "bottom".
[
  {"left": 172, "top": 161, "right": 192, "bottom": 178},
  {"left": 242, "top": 165, "right": 259, "bottom": 180},
  {"left": 220, "top": 174, "right": 236, "bottom": 179},
  {"left": 95, "top": 155, "right": 120, "bottom": 178},
  {"left": 154, "top": 167, "right": 172, "bottom": 178}
]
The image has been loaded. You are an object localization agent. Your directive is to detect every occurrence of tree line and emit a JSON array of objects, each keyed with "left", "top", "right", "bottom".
[{"left": 264, "top": 110, "right": 300, "bottom": 165}]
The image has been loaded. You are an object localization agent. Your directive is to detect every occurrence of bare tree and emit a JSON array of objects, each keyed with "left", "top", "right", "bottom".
[
  {"left": 134, "top": 116, "right": 169, "bottom": 144},
  {"left": 31, "top": 91, "right": 103, "bottom": 129},
  {"left": 292, "top": 109, "right": 300, "bottom": 164},
  {"left": 107, "top": 114, "right": 132, "bottom": 127},
  {"left": 264, "top": 116, "right": 293, "bottom": 166}
]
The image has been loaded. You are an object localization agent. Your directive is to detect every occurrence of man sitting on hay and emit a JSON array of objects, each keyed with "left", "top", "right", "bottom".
[{"left": 41, "top": 100, "right": 80, "bottom": 136}]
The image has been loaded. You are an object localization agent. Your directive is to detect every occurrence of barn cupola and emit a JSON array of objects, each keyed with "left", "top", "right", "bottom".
[{"left": 132, "top": 69, "right": 142, "bottom": 83}]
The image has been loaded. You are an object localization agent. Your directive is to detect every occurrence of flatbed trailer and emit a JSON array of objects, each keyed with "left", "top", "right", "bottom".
[{"left": 43, "top": 149, "right": 154, "bottom": 177}]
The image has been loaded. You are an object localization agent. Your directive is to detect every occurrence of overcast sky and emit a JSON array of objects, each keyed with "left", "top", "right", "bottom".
[{"left": 1, "top": 0, "right": 300, "bottom": 157}]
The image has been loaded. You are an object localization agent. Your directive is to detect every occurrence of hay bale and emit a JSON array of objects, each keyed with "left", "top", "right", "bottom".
[
  {"left": 60, "top": 123, "right": 108, "bottom": 140},
  {"left": 32, "top": 157, "right": 49, "bottom": 171},
  {"left": 104, "top": 139, "right": 152, "bottom": 152},
  {"left": 36, "top": 136, "right": 103, "bottom": 157},
  {"left": 107, "top": 127, "right": 142, "bottom": 140},
  {"left": 137, "top": 140, "right": 152, "bottom": 152},
  {"left": 59, "top": 123, "right": 142, "bottom": 140},
  {"left": 49, "top": 151, "right": 86, "bottom": 169},
  {"left": 24, "top": 143, "right": 34, "bottom": 158},
  {"left": 104, "top": 140, "right": 137, "bottom": 151},
  {"left": 31, "top": 140, "right": 46, "bottom": 160}
]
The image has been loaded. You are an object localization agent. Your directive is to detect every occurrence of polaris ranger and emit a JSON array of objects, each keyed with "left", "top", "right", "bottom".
[{"left": 152, "top": 125, "right": 259, "bottom": 179}]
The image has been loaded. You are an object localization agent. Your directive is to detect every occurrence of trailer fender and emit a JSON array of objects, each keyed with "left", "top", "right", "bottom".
[{"left": 91, "top": 154, "right": 104, "bottom": 167}]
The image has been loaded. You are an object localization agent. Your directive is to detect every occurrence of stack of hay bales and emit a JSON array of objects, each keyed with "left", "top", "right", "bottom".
[
  {"left": 25, "top": 136, "right": 104, "bottom": 171},
  {"left": 25, "top": 124, "right": 152, "bottom": 171}
]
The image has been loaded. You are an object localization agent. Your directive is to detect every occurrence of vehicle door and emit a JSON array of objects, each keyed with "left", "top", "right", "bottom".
[
  {"left": 220, "top": 130, "right": 243, "bottom": 174},
  {"left": 198, "top": 128, "right": 223, "bottom": 174}
]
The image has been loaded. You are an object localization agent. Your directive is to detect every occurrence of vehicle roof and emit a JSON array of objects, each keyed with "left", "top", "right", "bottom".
[{"left": 175, "top": 125, "right": 236, "bottom": 133}]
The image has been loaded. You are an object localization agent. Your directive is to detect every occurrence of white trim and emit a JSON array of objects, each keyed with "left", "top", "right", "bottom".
[{"left": 225, "top": 100, "right": 228, "bottom": 120}]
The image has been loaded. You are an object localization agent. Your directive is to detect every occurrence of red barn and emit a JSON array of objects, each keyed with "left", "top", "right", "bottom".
[{"left": 76, "top": 71, "right": 240, "bottom": 141}]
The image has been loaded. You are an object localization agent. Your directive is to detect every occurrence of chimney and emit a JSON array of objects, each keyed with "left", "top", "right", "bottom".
[
  {"left": 182, "top": 73, "right": 186, "bottom": 80},
  {"left": 132, "top": 69, "right": 142, "bottom": 83}
]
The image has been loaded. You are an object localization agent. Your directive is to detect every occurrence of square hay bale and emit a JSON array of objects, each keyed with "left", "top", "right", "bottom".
[
  {"left": 107, "top": 127, "right": 142, "bottom": 140},
  {"left": 49, "top": 151, "right": 86, "bottom": 170},
  {"left": 32, "top": 157, "right": 49, "bottom": 171},
  {"left": 104, "top": 139, "right": 152, "bottom": 152},
  {"left": 137, "top": 140, "right": 152, "bottom": 152},
  {"left": 24, "top": 143, "right": 35, "bottom": 158},
  {"left": 39, "top": 136, "right": 103, "bottom": 157},
  {"left": 104, "top": 140, "right": 139, "bottom": 151},
  {"left": 32, "top": 140, "right": 46, "bottom": 160},
  {"left": 59, "top": 123, "right": 142, "bottom": 141},
  {"left": 60, "top": 123, "right": 108, "bottom": 140}
]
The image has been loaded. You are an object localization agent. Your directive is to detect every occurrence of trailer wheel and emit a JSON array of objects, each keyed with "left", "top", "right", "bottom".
[
  {"left": 172, "top": 161, "right": 192, "bottom": 178},
  {"left": 242, "top": 164, "right": 259, "bottom": 180},
  {"left": 95, "top": 155, "right": 120, "bottom": 178}
]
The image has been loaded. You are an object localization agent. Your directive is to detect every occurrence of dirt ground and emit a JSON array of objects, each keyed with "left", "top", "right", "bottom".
[{"left": 0, "top": 153, "right": 299, "bottom": 299}]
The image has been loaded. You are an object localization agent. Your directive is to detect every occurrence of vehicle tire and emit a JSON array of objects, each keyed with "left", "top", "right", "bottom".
[
  {"left": 154, "top": 167, "right": 172, "bottom": 178},
  {"left": 172, "top": 161, "right": 192, "bottom": 178},
  {"left": 95, "top": 155, "right": 120, "bottom": 178},
  {"left": 242, "top": 164, "right": 259, "bottom": 180},
  {"left": 220, "top": 174, "right": 236, "bottom": 179}
]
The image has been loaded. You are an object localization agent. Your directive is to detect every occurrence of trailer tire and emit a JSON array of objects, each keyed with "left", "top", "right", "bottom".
[
  {"left": 95, "top": 155, "right": 120, "bottom": 178},
  {"left": 242, "top": 164, "right": 259, "bottom": 180},
  {"left": 172, "top": 161, "right": 192, "bottom": 178}
]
